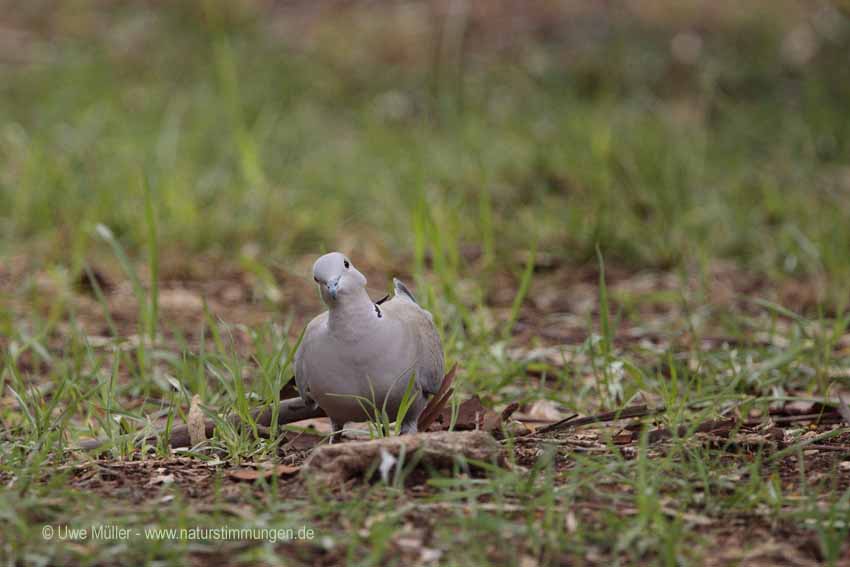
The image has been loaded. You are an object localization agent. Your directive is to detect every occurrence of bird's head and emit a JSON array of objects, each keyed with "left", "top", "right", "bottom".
[{"left": 312, "top": 252, "right": 367, "bottom": 305}]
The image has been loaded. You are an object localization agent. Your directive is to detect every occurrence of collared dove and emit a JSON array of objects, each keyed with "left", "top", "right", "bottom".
[{"left": 295, "top": 252, "right": 444, "bottom": 441}]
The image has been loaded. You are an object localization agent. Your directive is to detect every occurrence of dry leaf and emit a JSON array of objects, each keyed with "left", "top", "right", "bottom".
[
  {"left": 836, "top": 392, "right": 850, "bottom": 426},
  {"left": 158, "top": 288, "right": 203, "bottom": 312},
  {"left": 783, "top": 399, "right": 816, "bottom": 415},
  {"left": 227, "top": 464, "right": 301, "bottom": 482},
  {"left": 187, "top": 395, "right": 207, "bottom": 447},
  {"left": 147, "top": 472, "right": 175, "bottom": 486},
  {"left": 613, "top": 431, "right": 634, "bottom": 444},
  {"left": 430, "top": 395, "right": 503, "bottom": 431},
  {"left": 282, "top": 425, "right": 326, "bottom": 451},
  {"left": 526, "top": 399, "right": 564, "bottom": 421},
  {"left": 501, "top": 402, "right": 520, "bottom": 422}
]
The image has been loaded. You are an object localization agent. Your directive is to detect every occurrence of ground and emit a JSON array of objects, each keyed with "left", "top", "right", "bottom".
[{"left": 1, "top": 1, "right": 850, "bottom": 566}]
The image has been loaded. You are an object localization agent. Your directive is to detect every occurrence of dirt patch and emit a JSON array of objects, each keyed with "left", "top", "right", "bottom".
[
  {"left": 65, "top": 457, "right": 232, "bottom": 503},
  {"left": 61, "top": 456, "right": 314, "bottom": 504},
  {"left": 4, "top": 254, "right": 849, "bottom": 565},
  {"left": 511, "top": 260, "right": 840, "bottom": 348},
  {"left": 702, "top": 517, "right": 848, "bottom": 566},
  {"left": 773, "top": 430, "right": 850, "bottom": 492}
]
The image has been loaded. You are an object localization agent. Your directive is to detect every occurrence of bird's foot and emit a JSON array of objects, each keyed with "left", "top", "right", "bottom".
[{"left": 329, "top": 420, "right": 345, "bottom": 444}]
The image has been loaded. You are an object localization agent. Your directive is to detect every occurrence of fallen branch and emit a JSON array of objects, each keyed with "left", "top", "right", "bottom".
[{"left": 302, "top": 430, "right": 502, "bottom": 484}]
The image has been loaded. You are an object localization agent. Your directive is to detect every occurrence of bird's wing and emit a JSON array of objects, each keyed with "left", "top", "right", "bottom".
[
  {"left": 382, "top": 279, "right": 444, "bottom": 395},
  {"left": 392, "top": 277, "right": 417, "bottom": 304},
  {"left": 294, "top": 311, "right": 328, "bottom": 408}
]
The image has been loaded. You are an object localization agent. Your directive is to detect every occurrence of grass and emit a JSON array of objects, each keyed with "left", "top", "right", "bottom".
[{"left": 2, "top": 1, "right": 850, "bottom": 565}]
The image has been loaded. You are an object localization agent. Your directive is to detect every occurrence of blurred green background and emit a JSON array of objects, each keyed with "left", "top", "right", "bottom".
[{"left": 1, "top": 0, "right": 848, "bottom": 302}]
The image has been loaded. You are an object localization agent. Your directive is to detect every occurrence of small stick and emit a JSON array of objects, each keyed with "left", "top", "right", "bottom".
[
  {"left": 533, "top": 404, "right": 845, "bottom": 438},
  {"left": 533, "top": 404, "right": 665, "bottom": 436}
]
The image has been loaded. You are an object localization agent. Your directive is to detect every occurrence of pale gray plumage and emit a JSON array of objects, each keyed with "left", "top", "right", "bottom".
[{"left": 294, "top": 252, "right": 444, "bottom": 441}]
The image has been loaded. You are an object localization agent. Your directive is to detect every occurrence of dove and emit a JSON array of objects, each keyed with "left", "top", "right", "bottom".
[{"left": 294, "top": 252, "right": 444, "bottom": 442}]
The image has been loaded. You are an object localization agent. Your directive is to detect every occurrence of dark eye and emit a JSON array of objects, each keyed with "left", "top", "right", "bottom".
[
  {"left": 314, "top": 276, "right": 319, "bottom": 283},
  {"left": 344, "top": 260, "right": 350, "bottom": 269}
]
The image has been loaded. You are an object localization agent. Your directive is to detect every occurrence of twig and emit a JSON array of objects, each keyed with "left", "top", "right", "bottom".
[
  {"left": 533, "top": 405, "right": 665, "bottom": 436},
  {"left": 766, "top": 412, "right": 842, "bottom": 425},
  {"left": 765, "top": 427, "right": 849, "bottom": 463},
  {"left": 800, "top": 444, "right": 850, "bottom": 452},
  {"left": 533, "top": 402, "right": 845, "bottom": 439}
]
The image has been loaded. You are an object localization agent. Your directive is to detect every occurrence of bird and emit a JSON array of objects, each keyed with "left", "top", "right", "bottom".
[{"left": 294, "top": 252, "right": 444, "bottom": 442}]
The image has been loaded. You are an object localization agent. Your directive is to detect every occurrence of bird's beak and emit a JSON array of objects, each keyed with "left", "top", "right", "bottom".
[{"left": 326, "top": 278, "right": 340, "bottom": 300}]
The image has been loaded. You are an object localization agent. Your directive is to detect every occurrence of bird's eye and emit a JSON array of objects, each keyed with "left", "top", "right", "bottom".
[
  {"left": 344, "top": 260, "right": 350, "bottom": 269},
  {"left": 314, "top": 276, "right": 319, "bottom": 283}
]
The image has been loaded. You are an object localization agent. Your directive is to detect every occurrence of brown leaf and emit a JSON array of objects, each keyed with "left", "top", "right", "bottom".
[
  {"left": 481, "top": 410, "right": 503, "bottom": 432},
  {"left": 454, "top": 396, "right": 489, "bottom": 427},
  {"left": 418, "top": 364, "right": 458, "bottom": 431},
  {"left": 283, "top": 430, "right": 325, "bottom": 451},
  {"left": 613, "top": 431, "right": 634, "bottom": 444},
  {"left": 430, "top": 395, "right": 504, "bottom": 432},
  {"left": 227, "top": 464, "right": 300, "bottom": 482},
  {"left": 501, "top": 402, "right": 520, "bottom": 422}
]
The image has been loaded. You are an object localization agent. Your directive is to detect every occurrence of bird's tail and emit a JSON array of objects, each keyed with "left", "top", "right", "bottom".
[{"left": 393, "top": 278, "right": 417, "bottom": 304}]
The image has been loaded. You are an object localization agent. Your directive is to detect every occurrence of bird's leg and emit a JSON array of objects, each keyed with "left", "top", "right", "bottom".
[
  {"left": 399, "top": 394, "right": 427, "bottom": 435},
  {"left": 329, "top": 419, "right": 345, "bottom": 444}
]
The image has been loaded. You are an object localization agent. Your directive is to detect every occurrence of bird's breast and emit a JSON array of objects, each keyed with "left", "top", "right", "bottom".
[{"left": 303, "top": 322, "right": 419, "bottom": 422}]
